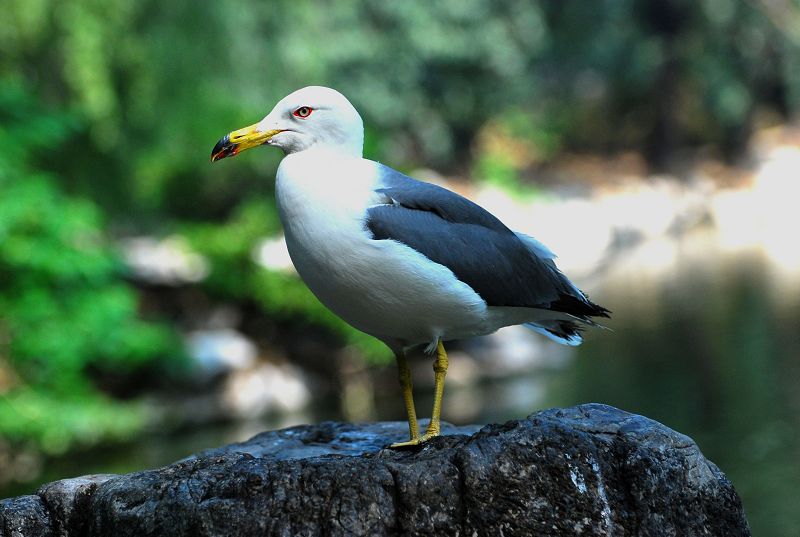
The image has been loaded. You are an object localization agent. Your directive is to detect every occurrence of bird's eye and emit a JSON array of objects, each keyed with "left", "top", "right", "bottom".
[{"left": 293, "top": 106, "right": 313, "bottom": 119}]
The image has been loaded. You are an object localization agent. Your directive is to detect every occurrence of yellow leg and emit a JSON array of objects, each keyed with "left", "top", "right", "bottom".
[
  {"left": 426, "top": 340, "right": 448, "bottom": 437},
  {"left": 390, "top": 340, "right": 449, "bottom": 448},
  {"left": 392, "top": 351, "right": 419, "bottom": 442}
]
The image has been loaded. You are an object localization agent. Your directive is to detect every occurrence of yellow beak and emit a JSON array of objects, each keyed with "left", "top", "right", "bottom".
[{"left": 210, "top": 123, "right": 283, "bottom": 162}]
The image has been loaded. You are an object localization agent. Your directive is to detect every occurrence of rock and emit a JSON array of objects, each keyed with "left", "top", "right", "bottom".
[
  {"left": 37, "top": 475, "right": 116, "bottom": 537},
  {"left": 0, "top": 404, "right": 750, "bottom": 536},
  {"left": 0, "top": 495, "right": 53, "bottom": 537}
]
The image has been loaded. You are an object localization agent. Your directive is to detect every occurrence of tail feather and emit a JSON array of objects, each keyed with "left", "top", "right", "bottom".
[{"left": 524, "top": 319, "right": 584, "bottom": 346}]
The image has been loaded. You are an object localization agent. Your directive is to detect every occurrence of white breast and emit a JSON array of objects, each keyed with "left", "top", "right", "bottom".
[{"left": 274, "top": 151, "right": 489, "bottom": 350}]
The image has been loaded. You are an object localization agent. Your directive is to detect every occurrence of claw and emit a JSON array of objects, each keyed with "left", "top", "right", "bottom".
[{"left": 389, "top": 431, "right": 439, "bottom": 449}]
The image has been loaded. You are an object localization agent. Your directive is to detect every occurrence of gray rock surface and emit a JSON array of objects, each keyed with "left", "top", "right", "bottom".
[{"left": 1, "top": 404, "right": 750, "bottom": 536}]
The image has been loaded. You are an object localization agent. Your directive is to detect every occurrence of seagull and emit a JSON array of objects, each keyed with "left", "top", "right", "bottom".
[{"left": 211, "top": 86, "right": 609, "bottom": 447}]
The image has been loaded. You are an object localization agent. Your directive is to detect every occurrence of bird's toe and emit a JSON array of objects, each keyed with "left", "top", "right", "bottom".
[{"left": 388, "top": 431, "right": 439, "bottom": 449}]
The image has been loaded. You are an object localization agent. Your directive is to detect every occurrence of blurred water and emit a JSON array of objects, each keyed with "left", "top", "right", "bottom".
[
  {"left": 3, "top": 227, "right": 798, "bottom": 536},
  {"left": 557, "top": 235, "right": 800, "bottom": 537}
]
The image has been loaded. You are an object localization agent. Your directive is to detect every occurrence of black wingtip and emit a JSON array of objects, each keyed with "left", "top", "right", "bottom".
[{"left": 550, "top": 292, "right": 611, "bottom": 321}]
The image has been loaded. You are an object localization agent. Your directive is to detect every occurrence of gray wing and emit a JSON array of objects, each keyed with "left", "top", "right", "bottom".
[{"left": 367, "top": 164, "right": 608, "bottom": 319}]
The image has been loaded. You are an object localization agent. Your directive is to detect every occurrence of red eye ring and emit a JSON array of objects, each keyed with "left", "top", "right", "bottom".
[{"left": 293, "top": 106, "right": 313, "bottom": 119}]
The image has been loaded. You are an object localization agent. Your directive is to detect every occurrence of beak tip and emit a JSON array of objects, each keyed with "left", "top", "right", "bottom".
[{"left": 210, "top": 135, "right": 235, "bottom": 163}]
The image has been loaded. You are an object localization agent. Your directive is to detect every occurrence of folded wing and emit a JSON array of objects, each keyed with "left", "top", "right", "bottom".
[{"left": 366, "top": 165, "right": 610, "bottom": 327}]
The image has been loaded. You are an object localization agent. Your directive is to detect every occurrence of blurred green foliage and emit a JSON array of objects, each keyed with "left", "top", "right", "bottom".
[
  {"left": 1, "top": 0, "right": 800, "bottom": 457},
  {"left": 0, "top": 81, "right": 180, "bottom": 454},
  {"left": 4, "top": 0, "right": 799, "bottom": 212}
]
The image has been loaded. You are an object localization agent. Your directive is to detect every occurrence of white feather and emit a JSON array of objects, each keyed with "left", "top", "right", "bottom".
[
  {"left": 260, "top": 87, "right": 600, "bottom": 351},
  {"left": 524, "top": 323, "right": 583, "bottom": 346}
]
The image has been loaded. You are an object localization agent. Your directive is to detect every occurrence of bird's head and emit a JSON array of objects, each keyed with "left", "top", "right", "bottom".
[{"left": 211, "top": 86, "right": 364, "bottom": 162}]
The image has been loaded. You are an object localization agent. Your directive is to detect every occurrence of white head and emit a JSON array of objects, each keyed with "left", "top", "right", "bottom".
[{"left": 211, "top": 86, "right": 364, "bottom": 161}]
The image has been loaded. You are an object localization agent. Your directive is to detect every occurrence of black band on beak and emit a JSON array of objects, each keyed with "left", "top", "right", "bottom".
[{"left": 210, "top": 135, "right": 238, "bottom": 162}]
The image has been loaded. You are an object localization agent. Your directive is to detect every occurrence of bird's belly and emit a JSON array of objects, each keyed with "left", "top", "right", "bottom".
[
  {"left": 283, "top": 225, "right": 489, "bottom": 347},
  {"left": 275, "top": 153, "right": 489, "bottom": 347}
]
